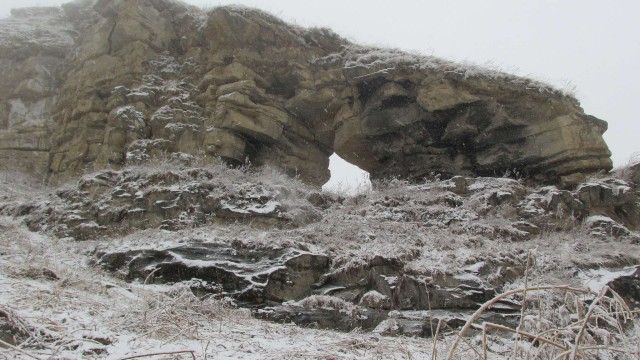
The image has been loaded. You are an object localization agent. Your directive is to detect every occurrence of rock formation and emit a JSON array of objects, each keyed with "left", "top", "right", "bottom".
[
  {"left": 0, "top": 165, "right": 323, "bottom": 239},
  {"left": 0, "top": 0, "right": 612, "bottom": 186}
]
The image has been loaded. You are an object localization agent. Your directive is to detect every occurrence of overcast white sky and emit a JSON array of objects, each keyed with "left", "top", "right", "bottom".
[{"left": 2, "top": 0, "right": 639, "bottom": 188}]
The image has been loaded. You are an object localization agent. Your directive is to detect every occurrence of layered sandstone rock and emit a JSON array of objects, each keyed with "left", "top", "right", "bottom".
[
  {"left": 0, "top": 0, "right": 612, "bottom": 185},
  {"left": 0, "top": 6, "right": 74, "bottom": 180}
]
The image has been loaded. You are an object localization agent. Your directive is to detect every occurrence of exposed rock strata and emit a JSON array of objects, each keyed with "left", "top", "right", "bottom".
[
  {"left": 607, "top": 267, "right": 640, "bottom": 309},
  {"left": 96, "top": 240, "right": 520, "bottom": 336},
  {"left": 97, "top": 243, "right": 330, "bottom": 305},
  {"left": 0, "top": 0, "right": 612, "bottom": 186},
  {"left": 4, "top": 167, "right": 637, "bottom": 242},
  {"left": 4, "top": 165, "right": 636, "bottom": 334},
  {"left": 258, "top": 306, "right": 519, "bottom": 337}
]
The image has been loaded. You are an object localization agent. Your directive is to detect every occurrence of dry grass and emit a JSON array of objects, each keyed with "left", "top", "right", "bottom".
[{"left": 437, "top": 248, "right": 640, "bottom": 360}]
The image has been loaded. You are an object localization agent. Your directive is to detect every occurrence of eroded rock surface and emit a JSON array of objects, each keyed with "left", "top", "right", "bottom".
[
  {"left": 0, "top": 0, "right": 612, "bottom": 186},
  {"left": 0, "top": 6, "right": 73, "bottom": 179},
  {"left": 0, "top": 0, "right": 633, "bottom": 336},
  {"left": 97, "top": 243, "right": 330, "bottom": 305},
  {"left": 607, "top": 267, "right": 640, "bottom": 309},
  {"left": 3, "top": 167, "right": 637, "bottom": 243},
  {"left": 0, "top": 166, "right": 321, "bottom": 239},
  {"left": 96, "top": 240, "right": 520, "bottom": 336},
  {"left": 631, "top": 162, "right": 640, "bottom": 185},
  {"left": 581, "top": 266, "right": 640, "bottom": 309},
  {"left": 258, "top": 306, "right": 519, "bottom": 337}
]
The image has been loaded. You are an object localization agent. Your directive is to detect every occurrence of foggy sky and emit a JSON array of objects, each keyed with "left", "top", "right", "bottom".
[{"left": 2, "top": 0, "right": 638, "bottom": 188}]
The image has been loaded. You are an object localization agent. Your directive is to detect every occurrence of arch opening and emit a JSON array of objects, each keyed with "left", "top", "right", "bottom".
[{"left": 322, "top": 153, "right": 371, "bottom": 195}]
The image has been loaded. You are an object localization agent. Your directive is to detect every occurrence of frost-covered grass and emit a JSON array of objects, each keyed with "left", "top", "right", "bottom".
[{"left": 445, "top": 284, "right": 640, "bottom": 359}]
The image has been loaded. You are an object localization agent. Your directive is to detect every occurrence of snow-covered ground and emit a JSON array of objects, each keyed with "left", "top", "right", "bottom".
[
  {"left": 0, "top": 216, "right": 461, "bottom": 359},
  {"left": 1, "top": 168, "right": 639, "bottom": 359}
]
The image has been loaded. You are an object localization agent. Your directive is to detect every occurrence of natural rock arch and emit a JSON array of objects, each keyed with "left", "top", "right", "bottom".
[{"left": 0, "top": 1, "right": 612, "bottom": 186}]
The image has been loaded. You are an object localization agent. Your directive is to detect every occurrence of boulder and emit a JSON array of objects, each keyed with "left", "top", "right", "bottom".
[
  {"left": 576, "top": 179, "right": 638, "bottom": 230},
  {"left": 585, "top": 215, "right": 631, "bottom": 238},
  {"left": 606, "top": 266, "right": 640, "bottom": 309}
]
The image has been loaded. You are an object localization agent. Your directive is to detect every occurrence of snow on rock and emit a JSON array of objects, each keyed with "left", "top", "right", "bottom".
[
  {"left": 97, "top": 241, "right": 330, "bottom": 305},
  {"left": 585, "top": 215, "right": 631, "bottom": 238},
  {"left": 579, "top": 267, "right": 639, "bottom": 294},
  {"left": 575, "top": 177, "right": 638, "bottom": 230},
  {"left": 1, "top": 0, "right": 614, "bottom": 186},
  {"left": 359, "top": 290, "right": 391, "bottom": 309},
  {"left": 0, "top": 7, "right": 75, "bottom": 58},
  {"left": 0, "top": 163, "right": 639, "bottom": 356},
  {"left": 7, "top": 98, "right": 53, "bottom": 128},
  {"left": 7, "top": 166, "right": 320, "bottom": 240},
  {"left": 338, "top": 45, "right": 571, "bottom": 96},
  {"left": 0, "top": 217, "right": 441, "bottom": 359}
]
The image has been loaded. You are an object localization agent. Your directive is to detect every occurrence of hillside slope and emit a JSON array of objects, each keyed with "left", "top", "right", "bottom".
[{"left": 1, "top": 162, "right": 639, "bottom": 358}]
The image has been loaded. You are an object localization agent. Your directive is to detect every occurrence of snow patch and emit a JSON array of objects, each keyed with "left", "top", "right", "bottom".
[{"left": 579, "top": 267, "right": 638, "bottom": 293}]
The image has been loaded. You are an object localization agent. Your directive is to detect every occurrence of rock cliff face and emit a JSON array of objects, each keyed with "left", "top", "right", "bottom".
[{"left": 0, "top": 0, "right": 612, "bottom": 185}]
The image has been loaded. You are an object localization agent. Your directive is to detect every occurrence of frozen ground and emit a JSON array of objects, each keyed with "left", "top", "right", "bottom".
[
  {"left": 0, "top": 168, "right": 639, "bottom": 359},
  {"left": 0, "top": 216, "right": 463, "bottom": 359}
]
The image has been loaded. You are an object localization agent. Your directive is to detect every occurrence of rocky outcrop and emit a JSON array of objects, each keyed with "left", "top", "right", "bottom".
[
  {"left": 1, "top": 162, "right": 638, "bottom": 337},
  {"left": 630, "top": 161, "right": 640, "bottom": 186},
  {"left": 0, "top": 6, "right": 74, "bottom": 180},
  {"left": 0, "top": 166, "right": 322, "bottom": 239},
  {"left": 518, "top": 177, "right": 638, "bottom": 232},
  {"left": 329, "top": 49, "right": 611, "bottom": 185},
  {"left": 0, "top": 0, "right": 612, "bottom": 186},
  {"left": 36, "top": 165, "right": 628, "bottom": 336},
  {"left": 96, "top": 240, "right": 520, "bottom": 337},
  {"left": 97, "top": 243, "right": 330, "bottom": 305},
  {"left": 3, "top": 167, "right": 637, "bottom": 242}
]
